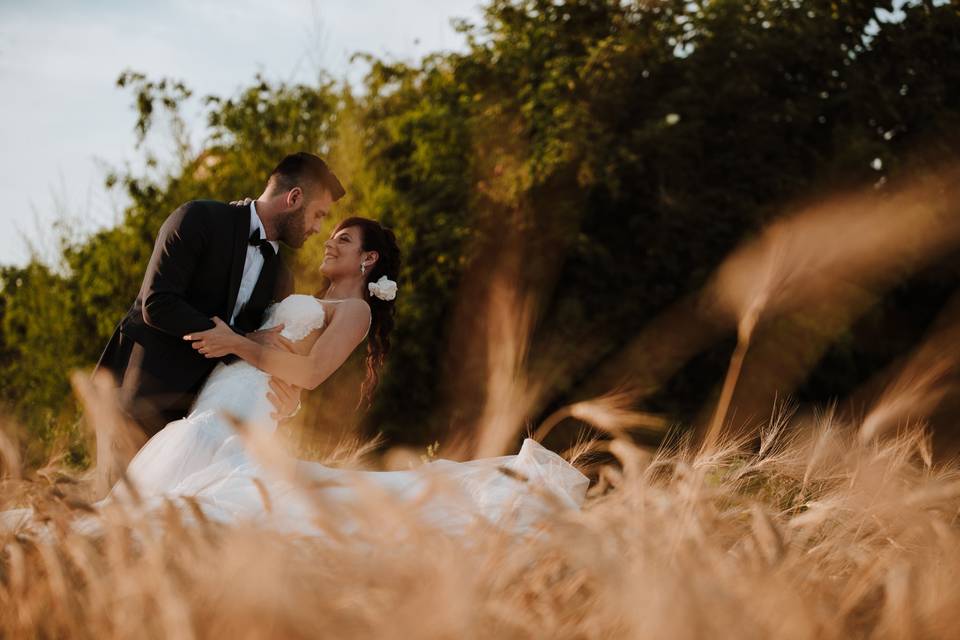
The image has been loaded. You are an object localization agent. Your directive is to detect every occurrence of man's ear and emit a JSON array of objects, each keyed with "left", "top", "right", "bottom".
[{"left": 285, "top": 187, "right": 304, "bottom": 209}]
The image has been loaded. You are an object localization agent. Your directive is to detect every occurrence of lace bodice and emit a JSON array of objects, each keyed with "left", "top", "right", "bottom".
[
  {"left": 259, "top": 294, "right": 327, "bottom": 341},
  {"left": 189, "top": 295, "right": 326, "bottom": 429}
]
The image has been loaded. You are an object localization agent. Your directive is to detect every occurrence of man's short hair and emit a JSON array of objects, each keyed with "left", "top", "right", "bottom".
[{"left": 268, "top": 152, "right": 346, "bottom": 201}]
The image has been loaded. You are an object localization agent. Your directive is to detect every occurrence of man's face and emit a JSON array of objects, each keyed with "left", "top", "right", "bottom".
[{"left": 278, "top": 187, "right": 334, "bottom": 248}]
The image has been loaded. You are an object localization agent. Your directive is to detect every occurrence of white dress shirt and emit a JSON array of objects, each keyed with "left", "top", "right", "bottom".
[{"left": 230, "top": 202, "right": 279, "bottom": 324}]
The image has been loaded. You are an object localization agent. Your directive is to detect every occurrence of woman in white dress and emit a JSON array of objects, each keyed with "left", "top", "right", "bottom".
[{"left": 9, "top": 217, "right": 589, "bottom": 537}]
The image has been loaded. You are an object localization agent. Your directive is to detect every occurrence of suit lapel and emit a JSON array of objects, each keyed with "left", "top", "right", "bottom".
[{"left": 225, "top": 206, "right": 250, "bottom": 321}]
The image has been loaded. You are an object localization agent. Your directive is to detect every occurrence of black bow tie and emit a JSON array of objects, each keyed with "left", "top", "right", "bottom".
[{"left": 249, "top": 229, "right": 276, "bottom": 258}]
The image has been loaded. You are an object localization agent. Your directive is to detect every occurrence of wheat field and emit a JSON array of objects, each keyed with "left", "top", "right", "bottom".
[
  {"left": 2, "top": 405, "right": 959, "bottom": 639},
  {"left": 2, "top": 168, "right": 960, "bottom": 639}
]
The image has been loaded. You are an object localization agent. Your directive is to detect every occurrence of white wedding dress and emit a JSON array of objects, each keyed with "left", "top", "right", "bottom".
[{"left": 85, "top": 294, "right": 589, "bottom": 538}]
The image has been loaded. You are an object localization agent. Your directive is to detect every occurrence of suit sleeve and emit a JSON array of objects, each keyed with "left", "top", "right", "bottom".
[{"left": 141, "top": 201, "right": 217, "bottom": 337}]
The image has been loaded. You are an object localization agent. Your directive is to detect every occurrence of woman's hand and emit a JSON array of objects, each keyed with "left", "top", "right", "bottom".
[
  {"left": 230, "top": 197, "right": 254, "bottom": 206},
  {"left": 184, "top": 317, "right": 242, "bottom": 358},
  {"left": 268, "top": 378, "right": 302, "bottom": 421}
]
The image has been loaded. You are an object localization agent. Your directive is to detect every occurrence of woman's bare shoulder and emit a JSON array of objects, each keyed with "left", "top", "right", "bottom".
[{"left": 323, "top": 298, "right": 372, "bottom": 325}]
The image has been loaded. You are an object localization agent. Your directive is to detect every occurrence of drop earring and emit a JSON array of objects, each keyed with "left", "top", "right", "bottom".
[{"left": 360, "top": 262, "right": 366, "bottom": 275}]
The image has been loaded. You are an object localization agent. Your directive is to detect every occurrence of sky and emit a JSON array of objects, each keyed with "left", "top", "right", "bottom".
[{"left": 0, "top": 0, "right": 482, "bottom": 265}]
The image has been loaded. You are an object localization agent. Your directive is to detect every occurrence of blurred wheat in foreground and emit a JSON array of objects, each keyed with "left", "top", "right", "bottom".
[
  {"left": 2, "top": 408, "right": 959, "bottom": 639},
  {"left": 3, "top": 167, "right": 960, "bottom": 639}
]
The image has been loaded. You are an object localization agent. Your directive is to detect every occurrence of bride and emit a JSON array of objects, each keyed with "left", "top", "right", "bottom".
[{"left": 54, "top": 216, "right": 588, "bottom": 537}]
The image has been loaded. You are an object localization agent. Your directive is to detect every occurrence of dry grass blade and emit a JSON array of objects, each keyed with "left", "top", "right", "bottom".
[
  {"left": 472, "top": 279, "right": 542, "bottom": 459},
  {"left": 0, "top": 426, "right": 21, "bottom": 481},
  {"left": 533, "top": 388, "right": 666, "bottom": 443},
  {"left": 70, "top": 370, "right": 146, "bottom": 499},
  {"left": 702, "top": 166, "right": 960, "bottom": 451}
]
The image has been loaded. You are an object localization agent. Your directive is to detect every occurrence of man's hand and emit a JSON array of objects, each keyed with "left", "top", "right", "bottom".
[
  {"left": 247, "top": 324, "right": 294, "bottom": 351},
  {"left": 184, "top": 317, "right": 241, "bottom": 358},
  {"left": 230, "top": 197, "right": 255, "bottom": 206},
  {"left": 268, "top": 377, "right": 302, "bottom": 421}
]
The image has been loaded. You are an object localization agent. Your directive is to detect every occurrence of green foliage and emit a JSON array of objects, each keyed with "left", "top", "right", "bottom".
[{"left": 1, "top": 0, "right": 958, "bottom": 464}]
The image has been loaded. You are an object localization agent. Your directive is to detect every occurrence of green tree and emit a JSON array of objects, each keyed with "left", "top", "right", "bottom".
[{"left": 2, "top": 0, "right": 958, "bottom": 463}]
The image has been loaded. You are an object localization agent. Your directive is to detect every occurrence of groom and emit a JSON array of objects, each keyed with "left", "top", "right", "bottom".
[{"left": 95, "top": 151, "right": 345, "bottom": 447}]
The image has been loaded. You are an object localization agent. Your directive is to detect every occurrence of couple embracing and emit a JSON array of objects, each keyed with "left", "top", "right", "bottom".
[{"left": 79, "top": 151, "right": 587, "bottom": 536}]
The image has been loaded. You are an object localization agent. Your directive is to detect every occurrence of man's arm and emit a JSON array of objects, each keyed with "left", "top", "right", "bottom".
[
  {"left": 186, "top": 300, "right": 371, "bottom": 390},
  {"left": 141, "top": 202, "right": 218, "bottom": 337}
]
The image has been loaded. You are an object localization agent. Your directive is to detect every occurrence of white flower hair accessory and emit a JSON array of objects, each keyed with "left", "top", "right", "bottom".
[{"left": 368, "top": 275, "right": 398, "bottom": 301}]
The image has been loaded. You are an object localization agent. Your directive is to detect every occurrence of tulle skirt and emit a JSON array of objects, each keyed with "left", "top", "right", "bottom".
[{"left": 108, "top": 410, "right": 590, "bottom": 538}]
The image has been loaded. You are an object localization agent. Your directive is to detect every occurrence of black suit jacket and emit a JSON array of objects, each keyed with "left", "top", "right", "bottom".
[{"left": 94, "top": 200, "right": 293, "bottom": 437}]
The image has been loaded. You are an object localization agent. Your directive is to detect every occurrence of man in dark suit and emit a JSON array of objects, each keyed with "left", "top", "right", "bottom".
[{"left": 95, "top": 152, "right": 345, "bottom": 448}]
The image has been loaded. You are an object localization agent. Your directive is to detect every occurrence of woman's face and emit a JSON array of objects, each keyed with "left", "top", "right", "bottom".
[{"left": 321, "top": 226, "right": 365, "bottom": 279}]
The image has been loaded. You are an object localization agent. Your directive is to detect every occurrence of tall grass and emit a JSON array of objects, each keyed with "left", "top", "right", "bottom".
[
  {"left": 3, "top": 404, "right": 959, "bottom": 638},
  {"left": 2, "top": 166, "right": 960, "bottom": 638}
]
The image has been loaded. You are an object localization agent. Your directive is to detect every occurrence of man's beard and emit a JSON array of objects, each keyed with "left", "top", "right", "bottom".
[{"left": 276, "top": 205, "right": 307, "bottom": 248}]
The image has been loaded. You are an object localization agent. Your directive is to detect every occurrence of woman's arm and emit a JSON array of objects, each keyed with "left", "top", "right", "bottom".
[{"left": 185, "top": 299, "right": 371, "bottom": 390}]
